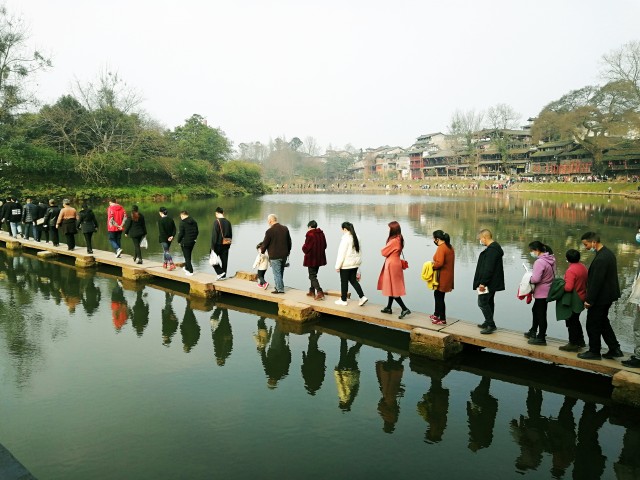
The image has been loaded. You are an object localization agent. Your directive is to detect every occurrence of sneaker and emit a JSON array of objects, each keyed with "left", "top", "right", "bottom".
[
  {"left": 429, "top": 314, "right": 439, "bottom": 320},
  {"left": 602, "top": 348, "right": 624, "bottom": 359},
  {"left": 528, "top": 337, "right": 547, "bottom": 346},
  {"left": 477, "top": 322, "right": 488, "bottom": 329},
  {"left": 133, "top": 258, "right": 138, "bottom": 263},
  {"left": 257, "top": 283, "right": 264, "bottom": 288},
  {"left": 262, "top": 282, "right": 269, "bottom": 290},
  {"left": 559, "top": 343, "right": 583, "bottom": 352},
  {"left": 523, "top": 330, "right": 535, "bottom": 339},
  {"left": 182, "top": 267, "right": 187, "bottom": 273},
  {"left": 577, "top": 351, "right": 602, "bottom": 360},
  {"left": 216, "top": 272, "right": 226, "bottom": 281},
  {"left": 168, "top": 264, "right": 176, "bottom": 271},
  {"left": 334, "top": 299, "right": 348, "bottom": 306},
  {"left": 358, "top": 296, "right": 368, "bottom": 306},
  {"left": 116, "top": 248, "right": 122, "bottom": 258},
  {"left": 136, "top": 260, "right": 143, "bottom": 265},
  {"left": 480, "top": 325, "right": 497, "bottom": 335},
  {"left": 306, "top": 290, "right": 315, "bottom": 297},
  {"left": 314, "top": 291, "right": 325, "bottom": 301},
  {"left": 621, "top": 356, "right": 640, "bottom": 368},
  {"left": 185, "top": 270, "right": 194, "bottom": 277},
  {"left": 432, "top": 319, "right": 447, "bottom": 326},
  {"left": 272, "top": 289, "right": 284, "bottom": 294},
  {"left": 163, "top": 262, "right": 167, "bottom": 269}
]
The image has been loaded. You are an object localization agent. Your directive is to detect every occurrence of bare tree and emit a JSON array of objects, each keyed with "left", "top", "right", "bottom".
[
  {"left": 486, "top": 103, "right": 521, "bottom": 130},
  {"left": 601, "top": 40, "right": 640, "bottom": 103},
  {"left": 303, "top": 136, "right": 320, "bottom": 156}
]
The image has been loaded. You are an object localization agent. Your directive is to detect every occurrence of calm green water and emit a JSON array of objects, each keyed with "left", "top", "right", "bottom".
[{"left": 1, "top": 192, "right": 640, "bottom": 479}]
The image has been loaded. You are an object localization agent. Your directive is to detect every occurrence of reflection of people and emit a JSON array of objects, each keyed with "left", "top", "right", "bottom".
[
  {"left": 375, "top": 352, "right": 405, "bottom": 433},
  {"left": 129, "top": 290, "right": 150, "bottom": 337},
  {"left": 417, "top": 373, "right": 450, "bottom": 443},
  {"left": 111, "top": 282, "right": 128, "bottom": 332},
  {"left": 510, "top": 387, "right": 547, "bottom": 472},
  {"left": 474, "top": 229, "right": 505, "bottom": 335},
  {"left": 180, "top": 301, "right": 201, "bottom": 352},
  {"left": 547, "top": 397, "right": 578, "bottom": 478},
  {"left": 211, "top": 307, "right": 233, "bottom": 366},
  {"left": 161, "top": 293, "right": 178, "bottom": 346},
  {"left": 81, "top": 276, "right": 101, "bottom": 316},
  {"left": 333, "top": 339, "right": 362, "bottom": 411},
  {"left": 260, "top": 321, "right": 291, "bottom": 388},
  {"left": 301, "top": 331, "right": 326, "bottom": 396},
  {"left": 466, "top": 377, "right": 498, "bottom": 452},
  {"left": 578, "top": 232, "right": 622, "bottom": 360},
  {"left": 253, "top": 317, "right": 272, "bottom": 351},
  {"left": 614, "top": 419, "right": 640, "bottom": 479},
  {"left": 573, "top": 402, "right": 608, "bottom": 480}
]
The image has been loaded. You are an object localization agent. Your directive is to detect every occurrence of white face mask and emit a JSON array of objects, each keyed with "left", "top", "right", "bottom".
[
  {"left": 479, "top": 240, "right": 484, "bottom": 246},
  {"left": 530, "top": 251, "right": 538, "bottom": 258},
  {"left": 590, "top": 247, "right": 596, "bottom": 252}
]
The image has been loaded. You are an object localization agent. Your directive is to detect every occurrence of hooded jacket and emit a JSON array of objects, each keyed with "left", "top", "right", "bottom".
[
  {"left": 107, "top": 203, "right": 126, "bottom": 232},
  {"left": 530, "top": 252, "right": 556, "bottom": 299},
  {"left": 177, "top": 216, "right": 199, "bottom": 246},
  {"left": 302, "top": 228, "right": 327, "bottom": 267},
  {"left": 473, "top": 241, "right": 505, "bottom": 291}
]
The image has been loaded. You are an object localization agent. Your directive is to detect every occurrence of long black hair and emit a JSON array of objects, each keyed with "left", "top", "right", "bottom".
[
  {"left": 528, "top": 240, "right": 553, "bottom": 255},
  {"left": 341, "top": 221, "right": 360, "bottom": 252},
  {"left": 433, "top": 229, "right": 452, "bottom": 248}
]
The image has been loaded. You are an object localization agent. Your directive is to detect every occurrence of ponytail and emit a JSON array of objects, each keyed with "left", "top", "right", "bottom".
[
  {"left": 342, "top": 221, "right": 360, "bottom": 253},
  {"left": 528, "top": 240, "right": 553, "bottom": 255},
  {"left": 433, "top": 229, "right": 452, "bottom": 248}
]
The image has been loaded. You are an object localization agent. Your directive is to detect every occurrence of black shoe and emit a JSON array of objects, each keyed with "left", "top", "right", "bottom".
[
  {"left": 558, "top": 343, "right": 583, "bottom": 352},
  {"left": 524, "top": 330, "right": 535, "bottom": 339},
  {"left": 136, "top": 260, "right": 143, "bottom": 265},
  {"left": 477, "top": 322, "right": 488, "bottom": 329},
  {"left": 380, "top": 307, "right": 392, "bottom": 314},
  {"left": 87, "top": 250, "right": 93, "bottom": 254},
  {"left": 577, "top": 351, "right": 602, "bottom": 360},
  {"left": 621, "top": 356, "right": 640, "bottom": 368},
  {"left": 602, "top": 348, "right": 624, "bottom": 359},
  {"left": 271, "top": 290, "right": 284, "bottom": 294},
  {"left": 398, "top": 309, "right": 411, "bottom": 319},
  {"left": 480, "top": 325, "right": 496, "bottom": 335},
  {"left": 528, "top": 337, "right": 547, "bottom": 346}
]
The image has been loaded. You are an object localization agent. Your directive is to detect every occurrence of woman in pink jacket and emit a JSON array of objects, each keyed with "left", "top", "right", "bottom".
[
  {"left": 526, "top": 241, "right": 556, "bottom": 345},
  {"left": 378, "top": 221, "right": 410, "bottom": 319}
]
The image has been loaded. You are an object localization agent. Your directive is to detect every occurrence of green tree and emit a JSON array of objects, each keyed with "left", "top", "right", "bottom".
[{"left": 171, "top": 114, "right": 231, "bottom": 169}]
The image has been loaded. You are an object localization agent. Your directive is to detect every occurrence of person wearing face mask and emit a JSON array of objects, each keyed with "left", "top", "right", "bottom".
[
  {"left": 525, "top": 241, "right": 556, "bottom": 346},
  {"left": 430, "top": 230, "right": 455, "bottom": 325},
  {"left": 473, "top": 229, "right": 505, "bottom": 334},
  {"left": 577, "top": 231, "right": 622, "bottom": 361}
]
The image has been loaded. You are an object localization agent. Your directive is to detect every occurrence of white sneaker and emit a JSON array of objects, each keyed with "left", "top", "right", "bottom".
[
  {"left": 334, "top": 299, "right": 348, "bottom": 306},
  {"left": 116, "top": 248, "right": 122, "bottom": 258},
  {"left": 358, "top": 296, "right": 368, "bottom": 306},
  {"left": 216, "top": 272, "right": 226, "bottom": 280},
  {"left": 185, "top": 270, "right": 194, "bottom": 277}
]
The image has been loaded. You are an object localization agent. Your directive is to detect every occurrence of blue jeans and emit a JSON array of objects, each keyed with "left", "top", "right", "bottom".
[
  {"left": 9, "top": 222, "right": 22, "bottom": 237},
  {"left": 161, "top": 242, "right": 173, "bottom": 263},
  {"left": 270, "top": 258, "right": 285, "bottom": 291},
  {"left": 108, "top": 231, "right": 122, "bottom": 251}
]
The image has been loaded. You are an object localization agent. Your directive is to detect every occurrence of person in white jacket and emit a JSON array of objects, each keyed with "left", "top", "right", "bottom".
[
  {"left": 334, "top": 222, "right": 368, "bottom": 306},
  {"left": 252, "top": 242, "right": 270, "bottom": 289}
]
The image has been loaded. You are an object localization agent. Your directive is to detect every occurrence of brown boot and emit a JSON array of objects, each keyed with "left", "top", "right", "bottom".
[
  {"left": 306, "top": 289, "right": 315, "bottom": 297},
  {"left": 314, "top": 291, "right": 325, "bottom": 301}
]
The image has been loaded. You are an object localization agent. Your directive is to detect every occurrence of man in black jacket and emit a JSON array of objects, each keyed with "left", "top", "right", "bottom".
[
  {"left": 261, "top": 213, "right": 291, "bottom": 294},
  {"left": 578, "top": 231, "right": 622, "bottom": 360},
  {"left": 211, "top": 206, "right": 232, "bottom": 280},
  {"left": 177, "top": 210, "right": 199, "bottom": 277},
  {"left": 473, "top": 229, "right": 505, "bottom": 335}
]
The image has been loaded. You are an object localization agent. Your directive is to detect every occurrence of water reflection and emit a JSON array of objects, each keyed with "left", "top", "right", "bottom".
[{"left": 2, "top": 247, "right": 640, "bottom": 479}]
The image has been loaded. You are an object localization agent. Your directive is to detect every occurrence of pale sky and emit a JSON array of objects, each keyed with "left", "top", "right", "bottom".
[{"left": 6, "top": 0, "right": 640, "bottom": 152}]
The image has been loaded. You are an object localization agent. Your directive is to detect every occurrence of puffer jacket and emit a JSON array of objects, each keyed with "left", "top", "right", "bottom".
[
  {"left": 530, "top": 252, "right": 556, "bottom": 299},
  {"left": 335, "top": 232, "right": 361, "bottom": 270}
]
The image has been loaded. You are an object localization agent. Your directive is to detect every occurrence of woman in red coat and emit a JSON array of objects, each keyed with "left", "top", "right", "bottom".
[
  {"left": 431, "top": 229, "right": 455, "bottom": 325},
  {"left": 378, "top": 221, "right": 411, "bottom": 319}
]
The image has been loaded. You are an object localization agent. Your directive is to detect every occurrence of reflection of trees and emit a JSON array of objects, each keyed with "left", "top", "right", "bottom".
[
  {"left": 301, "top": 331, "right": 326, "bottom": 396},
  {"left": 333, "top": 339, "right": 361, "bottom": 412},
  {"left": 211, "top": 307, "right": 233, "bottom": 366},
  {"left": 260, "top": 321, "right": 291, "bottom": 389},
  {"left": 375, "top": 352, "right": 405, "bottom": 434}
]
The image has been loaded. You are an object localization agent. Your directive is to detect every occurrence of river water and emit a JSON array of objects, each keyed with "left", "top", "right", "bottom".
[{"left": 1, "top": 192, "right": 639, "bottom": 479}]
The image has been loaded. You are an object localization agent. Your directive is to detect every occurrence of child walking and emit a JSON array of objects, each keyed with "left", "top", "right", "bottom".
[{"left": 253, "top": 242, "right": 270, "bottom": 289}]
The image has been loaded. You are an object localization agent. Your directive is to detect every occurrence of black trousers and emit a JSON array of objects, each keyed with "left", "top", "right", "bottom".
[
  {"left": 339, "top": 268, "right": 363, "bottom": 301},
  {"left": 308, "top": 266, "right": 322, "bottom": 292},
  {"left": 65, "top": 233, "right": 75, "bottom": 250},
  {"left": 434, "top": 290, "right": 446, "bottom": 320},
  {"left": 565, "top": 311, "right": 585, "bottom": 345},
  {"left": 50, "top": 226, "right": 59, "bottom": 246},
  {"left": 132, "top": 236, "right": 143, "bottom": 261},
  {"left": 214, "top": 245, "right": 230, "bottom": 275},
  {"left": 83, "top": 232, "right": 94, "bottom": 252},
  {"left": 182, "top": 244, "right": 194, "bottom": 273},
  {"left": 530, "top": 298, "right": 548, "bottom": 338},
  {"left": 585, "top": 303, "right": 620, "bottom": 353}
]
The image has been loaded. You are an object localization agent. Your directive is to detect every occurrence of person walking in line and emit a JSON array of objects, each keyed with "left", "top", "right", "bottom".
[
  {"left": 577, "top": 231, "right": 623, "bottom": 361},
  {"left": 525, "top": 241, "right": 556, "bottom": 346},
  {"left": 253, "top": 242, "right": 270, "bottom": 289},
  {"left": 1, "top": 197, "right": 22, "bottom": 238},
  {"left": 302, "top": 220, "right": 327, "bottom": 301},
  {"left": 35, "top": 199, "right": 48, "bottom": 242},
  {"left": 334, "top": 221, "right": 367, "bottom": 307},
  {"left": 21, "top": 197, "right": 37, "bottom": 240},
  {"left": 260, "top": 214, "right": 291, "bottom": 294},
  {"left": 124, "top": 205, "right": 147, "bottom": 264},
  {"left": 431, "top": 229, "right": 455, "bottom": 325},
  {"left": 56, "top": 199, "right": 78, "bottom": 251},
  {"left": 211, "top": 207, "right": 232, "bottom": 280},
  {"left": 78, "top": 203, "right": 98, "bottom": 254},
  {"left": 43, "top": 199, "right": 61, "bottom": 246},
  {"left": 177, "top": 210, "right": 199, "bottom": 276},
  {"left": 378, "top": 221, "right": 410, "bottom": 319},
  {"left": 558, "top": 249, "right": 588, "bottom": 351},
  {"left": 107, "top": 198, "right": 126, "bottom": 257},
  {"left": 158, "top": 207, "right": 177, "bottom": 270},
  {"left": 474, "top": 229, "right": 505, "bottom": 335}
]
